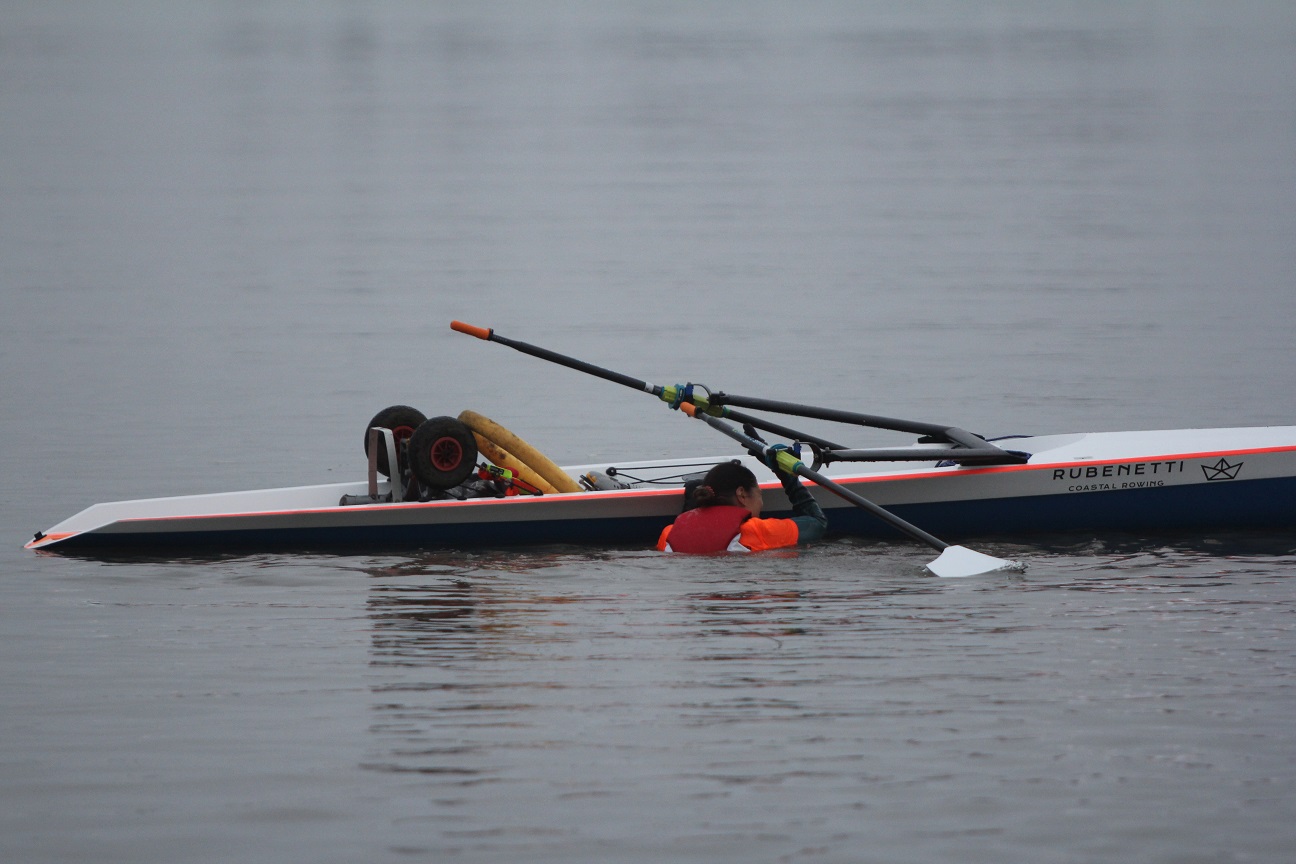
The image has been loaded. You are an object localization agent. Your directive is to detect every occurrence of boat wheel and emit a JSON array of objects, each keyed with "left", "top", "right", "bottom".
[
  {"left": 408, "top": 416, "right": 478, "bottom": 490},
  {"left": 363, "top": 405, "right": 427, "bottom": 478}
]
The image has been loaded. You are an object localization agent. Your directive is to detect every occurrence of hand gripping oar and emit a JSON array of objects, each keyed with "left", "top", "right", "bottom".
[
  {"left": 450, "top": 321, "right": 846, "bottom": 450},
  {"left": 680, "top": 405, "right": 1025, "bottom": 578}
]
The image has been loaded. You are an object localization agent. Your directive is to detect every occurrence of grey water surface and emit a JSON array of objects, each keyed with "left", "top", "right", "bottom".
[{"left": 2, "top": 3, "right": 1295, "bottom": 862}]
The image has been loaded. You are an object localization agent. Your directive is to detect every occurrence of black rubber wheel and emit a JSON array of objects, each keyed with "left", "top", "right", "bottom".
[
  {"left": 407, "top": 416, "right": 478, "bottom": 490},
  {"left": 363, "top": 405, "right": 427, "bottom": 478}
]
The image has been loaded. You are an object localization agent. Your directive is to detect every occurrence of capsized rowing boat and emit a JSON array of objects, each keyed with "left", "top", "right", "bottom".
[{"left": 26, "top": 424, "right": 1296, "bottom": 554}]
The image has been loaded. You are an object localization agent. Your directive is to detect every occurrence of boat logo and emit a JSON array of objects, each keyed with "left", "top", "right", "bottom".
[{"left": 1201, "top": 458, "right": 1243, "bottom": 481}]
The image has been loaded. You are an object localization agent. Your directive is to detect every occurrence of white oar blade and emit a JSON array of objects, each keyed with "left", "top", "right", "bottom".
[{"left": 926, "top": 545, "right": 1026, "bottom": 578}]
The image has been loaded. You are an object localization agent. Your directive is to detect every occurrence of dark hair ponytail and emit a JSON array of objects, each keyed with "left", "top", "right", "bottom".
[{"left": 692, "top": 461, "right": 758, "bottom": 508}]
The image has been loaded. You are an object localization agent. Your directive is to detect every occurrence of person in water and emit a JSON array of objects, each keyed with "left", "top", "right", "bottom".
[{"left": 656, "top": 450, "right": 828, "bottom": 553}]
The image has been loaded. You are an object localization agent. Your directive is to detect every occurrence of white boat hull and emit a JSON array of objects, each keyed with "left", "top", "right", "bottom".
[{"left": 26, "top": 426, "right": 1296, "bottom": 554}]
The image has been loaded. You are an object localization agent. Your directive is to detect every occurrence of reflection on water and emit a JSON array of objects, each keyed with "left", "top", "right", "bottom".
[
  {"left": 363, "top": 559, "right": 581, "bottom": 782},
  {"left": 363, "top": 547, "right": 634, "bottom": 662},
  {"left": 369, "top": 579, "right": 480, "bottom": 662},
  {"left": 349, "top": 541, "right": 1296, "bottom": 861}
]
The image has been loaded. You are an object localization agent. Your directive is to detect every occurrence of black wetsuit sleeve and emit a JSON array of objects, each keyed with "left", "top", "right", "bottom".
[{"left": 781, "top": 474, "right": 827, "bottom": 544}]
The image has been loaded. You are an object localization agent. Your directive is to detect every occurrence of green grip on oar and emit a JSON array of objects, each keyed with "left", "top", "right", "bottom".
[
  {"left": 772, "top": 448, "right": 803, "bottom": 475},
  {"left": 657, "top": 384, "right": 682, "bottom": 407},
  {"left": 659, "top": 383, "right": 725, "bottom": 416}
]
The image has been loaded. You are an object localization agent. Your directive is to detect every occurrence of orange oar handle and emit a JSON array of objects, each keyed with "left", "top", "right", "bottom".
[{"left": 451, "top": 320, "right": 493, "bottom": 340}]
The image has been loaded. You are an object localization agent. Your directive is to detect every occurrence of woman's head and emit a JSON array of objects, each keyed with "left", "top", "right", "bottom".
[{"left": 692, "top": 461, "right": 763, "bottom": 516}]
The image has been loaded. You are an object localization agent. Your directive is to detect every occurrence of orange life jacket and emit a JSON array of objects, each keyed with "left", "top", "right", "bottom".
[{"left": 657, "top": 505, "right": 801, "bottom": 554}]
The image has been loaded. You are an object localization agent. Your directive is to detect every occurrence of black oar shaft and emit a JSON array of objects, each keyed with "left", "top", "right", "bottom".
[
  {"left": 711, "top": 392, "right": 1020, "bottom": 461},
  {"left": 687, "top": 407, "right": 950, "bottom": 552},
  {"left": 802, "top": 468, "right": 949, "bottom": 551},
  {"left": 719, "top": 407, "right": 847, "bottom": 451},
  {"left": 453, "top": 321, "right": 846, "bottom": 449},
  {"left": 712, "top": 392, "right": 950, "bottom": 437},
  {"left": 452, "top": 321, "right": 661, "bottom": 396}
]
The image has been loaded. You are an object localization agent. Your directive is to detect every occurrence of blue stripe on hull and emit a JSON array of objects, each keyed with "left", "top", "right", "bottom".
[
  {"left": 48, "top": 476, "right": 1296, "bottom": 554},
  {"left": 826, "top": 476, "right": 1296, "bottom": 540},
  {"left": 52, "top": 513, "right": 677, "bottom": 554}
]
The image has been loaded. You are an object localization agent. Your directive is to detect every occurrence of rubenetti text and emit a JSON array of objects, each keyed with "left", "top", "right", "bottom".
[{"left": 1053, "top": 461, "right": 1184, "bottom": 483}]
